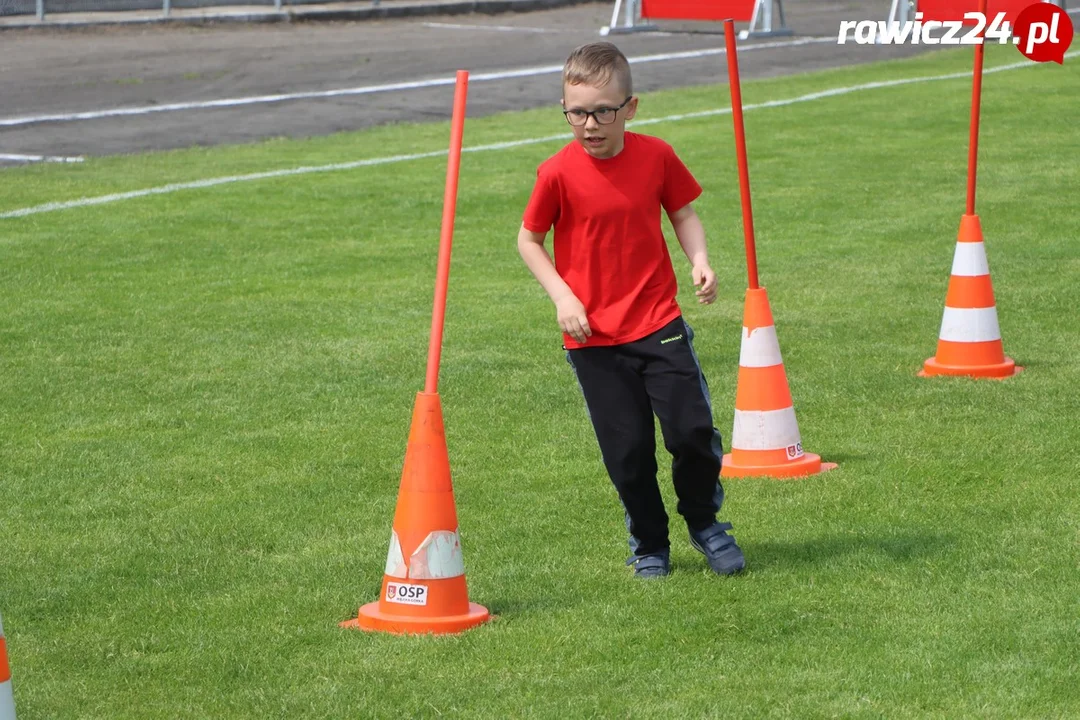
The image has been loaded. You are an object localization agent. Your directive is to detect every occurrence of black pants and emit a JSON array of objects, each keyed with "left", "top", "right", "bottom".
[{"left": 567, "top": 316, "right": 724, "bottom": 556}]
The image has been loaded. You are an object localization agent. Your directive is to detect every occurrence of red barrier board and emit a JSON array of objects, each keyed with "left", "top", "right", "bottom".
[
  {"left": 640, "top": 0, "right": 756, "bottom": 22},
  {"left": 917, "top": 0, "right": 1040, "bottom": 24}
]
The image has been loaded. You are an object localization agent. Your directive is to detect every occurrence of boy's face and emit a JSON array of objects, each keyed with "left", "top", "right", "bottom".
[{"left": 561, "top": 77, "right": 637, "bottom": 160}]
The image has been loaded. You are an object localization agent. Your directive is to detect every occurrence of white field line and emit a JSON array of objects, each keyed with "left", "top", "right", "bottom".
[
  {"left": 1, "top": 52, "right": 1074, "bottom": 221},
  {"left": 422, "top": 21, "right": 556, "bottom": 33},
  {"left": 0, "top": 37, "right": 834, "bottom": 129},
  {"left": 0, "top": 153, "right": 84, "bottom": 163}
]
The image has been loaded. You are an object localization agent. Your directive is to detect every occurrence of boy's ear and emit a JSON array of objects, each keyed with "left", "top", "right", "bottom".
[
  {"left": 560, "top": 98, "right": 565, "bottom": 108},
  {"left": 625, "top": 96, "right": 639, "bottom": 120}
]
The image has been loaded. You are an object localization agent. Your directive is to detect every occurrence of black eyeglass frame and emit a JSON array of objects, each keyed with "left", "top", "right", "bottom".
[{"left": 562, "top": 96, "right": 634, "bottom": 127}]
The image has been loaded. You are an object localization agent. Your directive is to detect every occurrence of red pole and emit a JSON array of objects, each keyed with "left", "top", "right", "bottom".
[
  {"left": 424, "top": 70, "right": 469, "bottom": 395},
  {"left": 723, "top": 19, "right": 759, "bottom": 290},
  {"left": 966, "top": 0, "right": 988, "bottom": 215}
]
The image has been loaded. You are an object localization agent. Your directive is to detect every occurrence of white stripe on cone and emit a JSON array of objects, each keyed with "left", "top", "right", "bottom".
[
  {"left": 383, "top": 529, "right": 465, "bottom": 580},
  {"left": 384, "top": 531, "right": 407, "bottom": 579},
  {"left": 408, "top": 531, "right": 465, "bottom": 579},
  {"left": 939, "top": 307, "right": 1002, "bottom": 343},
  {"left": 738, "top": 325, "right": 784, "bottom": 368},
  {"left": 950, "top": 242, "right": 991, "bottom": 277},
  {"left": 732, "top": 407, "right": 803, "bottom": 451},
  {"left": 0, "top": 682, "right": 12, "bottom": 720},
  {"left": 0, "top": 611, "right": 14, "bottom": 720}
]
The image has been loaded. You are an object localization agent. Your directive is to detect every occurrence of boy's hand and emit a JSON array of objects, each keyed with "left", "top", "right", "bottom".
[
  {"left": 692, "top": 264, "right": 717, "bottom": 304},
  {"left": 555, "top": 294, "right": 592, "bottom": 343}
]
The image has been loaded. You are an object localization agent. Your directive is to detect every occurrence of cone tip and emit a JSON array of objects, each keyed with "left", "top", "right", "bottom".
[
  {"left": 742, "top": 287, "right": 775, "bottom": 331},
  {"left": 958, "top": 213, "right": 983, "bottom": 243}
]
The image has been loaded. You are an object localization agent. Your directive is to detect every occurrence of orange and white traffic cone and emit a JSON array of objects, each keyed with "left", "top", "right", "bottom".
[
  {"left": 721, "top": 288, "right": 836, "bottom": 479},
  {"left": 341, "top": 392, "right": 490, "bottom": 635},
  {"left": 921, "top": 214, "right": 1020, "bottom": 379},
  {"left": 0, "top": 611, "right": 15, "bottom": 720}
]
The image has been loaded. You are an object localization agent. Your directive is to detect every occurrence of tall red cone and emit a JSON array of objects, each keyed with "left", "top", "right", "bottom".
[
  {"left": 0, "top": 611, "right": 15, "bottom": 720},
  {"left": 340, "top": 70, "right": 489, "bottom": 635},
  {"left": 719, "top": 21, "right": 835, "bottom": 480},
  {"left": 340, "top": 392, "right": 490, "bottom": 635},
  {"left": 721, "top": 288, "right": 837, "bottom": 479},
  {"left": 921, "top": 214, "right": 1020, "bottom": 379},
  {"left": 922, "top": 0, "right": 1020, "bottom": 380}
]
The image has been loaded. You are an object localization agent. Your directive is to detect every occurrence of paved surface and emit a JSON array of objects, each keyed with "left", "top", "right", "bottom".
[
  {"left": 0, "top": 0, "right": 945, "bottom": 166},
  {"left": 0, "top": 0, "right": 600, "bottom": 28}
]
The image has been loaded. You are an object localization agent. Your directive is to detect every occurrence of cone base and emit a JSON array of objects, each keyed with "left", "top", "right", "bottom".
[
  {"left": 920, "top": 356, "right": 1021, "bottom": 379},
  {"left": 721, "top": 452, "right": 837, "bottom": 479},
  {"left": 341, "top": 602, "right": 491, "bottom": 635}
]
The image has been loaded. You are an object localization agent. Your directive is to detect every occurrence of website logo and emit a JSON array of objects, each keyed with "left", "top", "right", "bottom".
[
  {"left": 838, "top": 7, "right": 1072, "bottom": 62},
  {"left": 1013, "top": 3, "right": 1073, "bottom": 62}
]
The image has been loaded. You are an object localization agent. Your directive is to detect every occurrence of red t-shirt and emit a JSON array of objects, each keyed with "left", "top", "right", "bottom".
[{"left": 522, "top": 132, "right": 702, "bottom": 349}]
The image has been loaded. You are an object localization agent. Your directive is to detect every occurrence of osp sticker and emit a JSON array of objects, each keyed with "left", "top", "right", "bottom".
[{"left": 386, "top": 582, "right": 429, "bottom": 606}]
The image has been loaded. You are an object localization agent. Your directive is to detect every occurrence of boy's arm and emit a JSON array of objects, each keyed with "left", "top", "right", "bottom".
[
  {"left": 517, "top": 224, "right": 592, "bottom": 343},
  {"left": 668, "top": 204, "right": 717, "bottom": 305}
]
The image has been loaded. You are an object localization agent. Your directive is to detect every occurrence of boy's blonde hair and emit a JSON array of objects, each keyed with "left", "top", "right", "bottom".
[{"left": 563, "top": 42, "right": 633, "bottom": 96}]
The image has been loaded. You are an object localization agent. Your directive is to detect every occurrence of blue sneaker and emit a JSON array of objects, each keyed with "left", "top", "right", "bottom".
[
  {"left": 688, "top": 522, "right": 745, "bottom": 575},
  {"left": 626, "top": 550, "right": 670, "bottom": 579}
]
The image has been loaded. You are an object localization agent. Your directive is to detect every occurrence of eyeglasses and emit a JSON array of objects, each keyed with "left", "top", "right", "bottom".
[{"left": 563, "top": 96, "right": 633, "bottom": 127}]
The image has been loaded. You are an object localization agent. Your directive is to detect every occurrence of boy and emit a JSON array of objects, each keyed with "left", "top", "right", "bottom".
[{"left": 517, "top": 42, "right": 745, "bottom": 579}]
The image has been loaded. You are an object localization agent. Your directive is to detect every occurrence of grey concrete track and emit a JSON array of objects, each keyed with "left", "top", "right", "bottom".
[{"left": 0, "top": 0, "right": 945, "bottom": 166}]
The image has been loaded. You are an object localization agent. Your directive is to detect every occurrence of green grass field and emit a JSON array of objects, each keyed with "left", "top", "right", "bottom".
[{"left": 2, "top": 45, "right": 1078, "bottom": 718}]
